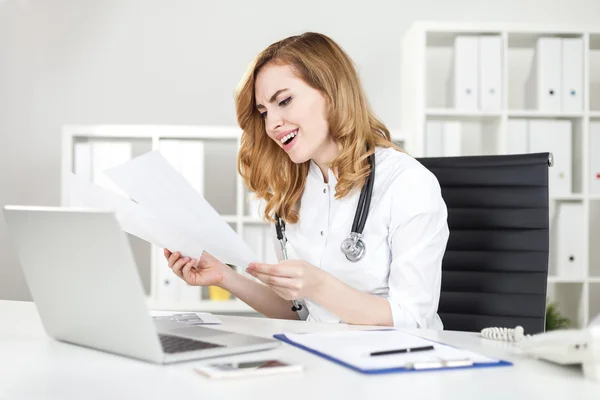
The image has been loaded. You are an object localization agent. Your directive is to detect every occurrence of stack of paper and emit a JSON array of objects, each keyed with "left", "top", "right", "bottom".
[{"left": 68, "top": 150, "right": 258, "bottom": 269}]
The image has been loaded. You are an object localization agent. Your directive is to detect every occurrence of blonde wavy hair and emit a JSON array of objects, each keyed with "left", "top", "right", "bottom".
[{"left": 235, "top": 32, "right": 402, "bottom": 224}]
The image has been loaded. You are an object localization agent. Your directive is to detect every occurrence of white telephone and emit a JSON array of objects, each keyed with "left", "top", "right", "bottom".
[{"left": 480, "top": 315, "right": 600, "bottom": 382}]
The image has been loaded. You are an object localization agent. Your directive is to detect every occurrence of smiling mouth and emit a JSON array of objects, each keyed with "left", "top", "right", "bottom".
[{"left": 280, "top": 129, "right": 298, "bottom": 146}]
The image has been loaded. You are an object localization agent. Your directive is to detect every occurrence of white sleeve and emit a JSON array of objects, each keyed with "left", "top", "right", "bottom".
[{"left": 386, "top": 168, "right": 449, "bottom": 329}]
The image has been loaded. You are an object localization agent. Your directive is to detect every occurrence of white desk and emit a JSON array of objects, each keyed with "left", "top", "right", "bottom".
[{"left": 1, "top": 300, "right": 597, "bottom": 399}]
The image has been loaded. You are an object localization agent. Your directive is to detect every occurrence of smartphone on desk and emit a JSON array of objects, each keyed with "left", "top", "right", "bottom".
[{"left": 195, "top": 360, "right": 303, "bottom": 379}]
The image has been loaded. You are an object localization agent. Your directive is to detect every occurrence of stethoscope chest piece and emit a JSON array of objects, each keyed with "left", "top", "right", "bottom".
[{"left": 341, "top": 232, "right": 366, "bottom": 262}]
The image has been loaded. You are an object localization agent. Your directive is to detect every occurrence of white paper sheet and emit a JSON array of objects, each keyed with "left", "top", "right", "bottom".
[
  {"left": 68, "top": 173, "right": 205, "bottom": 260},
  {"left": 282, "top": 330, "right": 500, "bottom": 370},
  {"left": 150, "top": 310, "right": 222, "bottom": 325},
  {"left": 103, "top": 151, "right": 258, "bottom": 268}
]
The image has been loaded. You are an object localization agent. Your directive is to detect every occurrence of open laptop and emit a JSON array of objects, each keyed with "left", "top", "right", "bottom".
[{"left": 3, "top": 205, "right": 280, "bottom": 364}]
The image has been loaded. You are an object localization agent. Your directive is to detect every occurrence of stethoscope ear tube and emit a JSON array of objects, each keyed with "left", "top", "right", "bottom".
[{"left": 350, "top": 153, "right": 375, "bottom": 234}]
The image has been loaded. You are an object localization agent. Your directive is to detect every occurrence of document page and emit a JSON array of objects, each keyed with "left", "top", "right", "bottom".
[
  {"left": 283, "top": 330, "right": 500, "bottom": 370},
  {"left": 68, "top": 150, "right": 259, "bottom": 268}
]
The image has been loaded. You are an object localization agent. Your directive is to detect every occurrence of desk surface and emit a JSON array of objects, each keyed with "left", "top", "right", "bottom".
[{"left": 1, "top": 300, "right": 598, "bottom": 399}]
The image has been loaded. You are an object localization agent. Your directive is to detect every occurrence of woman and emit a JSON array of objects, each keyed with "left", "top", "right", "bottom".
[{"left": 165, "top": 32, "right": 449, "bottom": 329}]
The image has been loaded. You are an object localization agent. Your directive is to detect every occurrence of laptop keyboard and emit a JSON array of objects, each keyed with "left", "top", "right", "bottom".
[{"left": 158, "top": 334, "right": 224, "bottom": 354}]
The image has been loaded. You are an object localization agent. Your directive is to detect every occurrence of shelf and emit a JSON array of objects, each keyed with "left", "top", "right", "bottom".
[
  {"left": 63, "top": 125, "right": 241, "bottom": 140},
  {"left": 147, "top": 298, "right": 255, "bottom": 313},
  {"left": 508, "top": 31, "right": 583, "bottom": 46},
  {"left": 426, "top": 110, "right": 588, "bottom": 119},
  {"left": 507, "top": 110, "right": 584, "bottom": 118},
  {"left": 221, "top": 215, "right": 238, "bottom": 223},
  {"left": 426, "top": 108, "right": 502, "bottom": 119},
  {"left": 550, "top": 194, "right": 584, "bottom": 201},
  {"left": 242, "top": 216, "right": 268, "bottom": 224},
  {"left": 403, "top": 22, "right": 600, "bottom": 329},
  {"left": 547, "top": 276, "right": 587, "bottom": 283}
]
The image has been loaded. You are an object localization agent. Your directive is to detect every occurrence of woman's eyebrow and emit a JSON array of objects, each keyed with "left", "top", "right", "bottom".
[{"left": 256, "top": 88, "right": 289, "bottom": 109}]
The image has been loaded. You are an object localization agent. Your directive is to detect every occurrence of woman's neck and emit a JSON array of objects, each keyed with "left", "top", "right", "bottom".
[{"left": 312, "top": 140, "right": 340, "bottom": 183}]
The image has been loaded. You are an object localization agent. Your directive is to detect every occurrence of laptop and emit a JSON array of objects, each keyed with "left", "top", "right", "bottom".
[{"left": 3, "top": 205, "right": 280, "bottom": 364}]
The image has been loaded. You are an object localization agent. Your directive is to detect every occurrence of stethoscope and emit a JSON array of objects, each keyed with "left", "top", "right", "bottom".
[{"left": 274, "top": 152, "right": 376, "bottom": 312}]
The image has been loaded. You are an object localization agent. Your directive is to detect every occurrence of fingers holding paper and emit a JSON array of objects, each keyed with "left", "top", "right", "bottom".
[
  {"left": 245, "top": 260, "right": 324, "bottom": 301},
  {"left": 164, "top": 249, "right": 229, "bottom": 287}
]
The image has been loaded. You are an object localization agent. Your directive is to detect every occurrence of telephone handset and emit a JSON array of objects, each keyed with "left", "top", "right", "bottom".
[
  {"left": 480, "top": 316, "right": 600, "bottom": 382},
  {"left": 481, "top": 326, "right": 527, "bottom": 342}
]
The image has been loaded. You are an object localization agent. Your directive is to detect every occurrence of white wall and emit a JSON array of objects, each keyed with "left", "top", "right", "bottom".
[{"left": 2, "top": 0, "right": 600, "bottom": 300}]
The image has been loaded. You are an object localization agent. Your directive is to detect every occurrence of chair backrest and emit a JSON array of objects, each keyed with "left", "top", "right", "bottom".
[{"left": 418, "top": 153, "right": 551, "bottom": 334}]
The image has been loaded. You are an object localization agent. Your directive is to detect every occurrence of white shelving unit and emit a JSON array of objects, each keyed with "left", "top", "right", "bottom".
[
  {"left": 61, "top": 125, "right": 407, "bottom": 314},
  {"left": 401, "top": 21, "right": 600, "bottom": 328}
]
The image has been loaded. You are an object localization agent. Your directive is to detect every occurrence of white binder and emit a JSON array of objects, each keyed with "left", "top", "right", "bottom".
[
  {"left": 180, "top": 141, "right": 205, "bottom": 198},
  {"left": 591, "top": 122, "right": 600, "bottom": 195},
  {"left": 479, "top": 36, "right": 502, "bottom": 111},
  {"left": 73, "top": 142, "right": 92, "bottom": 181},
  {"left": 91, "top": 141, "right": 132, "bottom": 197},
  {"left": 154, "top": 244, "right": 181, "bottom": 303},
  {"left": 443, "top": 121, "right": 462, "bottom": 157},
  {"left": 528, "top": 120, "right": 572, "bottom": 197},
  {"left": 425, "top": 121, "right": 443, "bottom": 157},
  {"left": 506, "top": 119, "right": 529, "bottom": 154},
  {"left": 550, "top": 203, "right": 584, "bottom": 278},
  {"left": 242, "top": 225, "right": 264, "bottom": 265},
  {"left": 561, "top": 38, "right": 583, "bottom": 113},
  {"left": 453, "top": 36, "right": 479, "bottom": 110},
  {"left": 529, "top": 38, "right": 562, "bottom": 112},
  {"left": 264, "top": 224, "right": 279, "bottom": 265}
]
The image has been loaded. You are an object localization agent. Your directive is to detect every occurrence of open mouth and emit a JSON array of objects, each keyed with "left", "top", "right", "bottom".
[
  {"left": 283, "top": 135, "right": 296, "bottom": 145},
  {"left": 280, "top": 129, "right": 298, "bottom": 147}
]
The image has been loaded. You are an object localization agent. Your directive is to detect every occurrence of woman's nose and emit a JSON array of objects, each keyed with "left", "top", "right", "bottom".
[{"left": 267, "top": 112, "right": 284, "bottom": 133}]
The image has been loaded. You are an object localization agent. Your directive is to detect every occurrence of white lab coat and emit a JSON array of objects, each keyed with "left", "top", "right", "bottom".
[{"left": 271, "top": 146, "right": 449, "bottom": 329}]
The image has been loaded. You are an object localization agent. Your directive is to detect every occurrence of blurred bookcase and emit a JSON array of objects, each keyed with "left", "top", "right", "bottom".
[
  {"left": 401, "top": 21, "right": 600, "bottom": 328},
  {"left": 61, "top": 124, "right": 407, "bottom": 314}
]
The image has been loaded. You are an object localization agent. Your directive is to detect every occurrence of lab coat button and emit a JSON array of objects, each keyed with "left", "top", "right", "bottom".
[{"left": 320, "top": 230, "right": 324, "bottom": 236}]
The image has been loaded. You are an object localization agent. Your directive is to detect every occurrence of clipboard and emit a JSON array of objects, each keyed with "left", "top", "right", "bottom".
[{"left": 273, "top": 331, "right": 512, "bottom": 375}]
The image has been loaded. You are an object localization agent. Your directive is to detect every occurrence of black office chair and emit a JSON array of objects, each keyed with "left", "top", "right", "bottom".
[{"left": 418, "top": 153, "right": 552, "bottom": 334}]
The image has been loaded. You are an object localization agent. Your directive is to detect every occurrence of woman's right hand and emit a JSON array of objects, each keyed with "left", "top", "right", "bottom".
[{"left": 164, "top": 249, "right": 232, "bottom": 288}]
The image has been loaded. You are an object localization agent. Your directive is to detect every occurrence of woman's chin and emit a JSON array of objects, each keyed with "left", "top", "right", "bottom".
[{"left": 288, "top": 151, "right": 310, "bottom": 164}]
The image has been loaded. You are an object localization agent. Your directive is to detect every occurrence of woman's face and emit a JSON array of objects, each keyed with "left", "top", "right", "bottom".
[{"left": 255, "top": 63, "right": 336, "bottom": 165}]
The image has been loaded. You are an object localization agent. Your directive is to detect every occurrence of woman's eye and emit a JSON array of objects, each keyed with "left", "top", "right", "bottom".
[
  {"left": 279, "top": 96, "right": 292, "bottom": 106},
  {"left": 260, "top": 111, "right": 267, "bottom": 119}
]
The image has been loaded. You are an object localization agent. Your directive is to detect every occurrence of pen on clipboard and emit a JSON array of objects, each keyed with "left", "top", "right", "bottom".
[{"left": 369, "top": 345, "right": 435, "bottom": 357}]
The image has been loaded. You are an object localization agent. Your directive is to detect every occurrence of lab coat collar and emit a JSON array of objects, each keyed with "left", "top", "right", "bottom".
[
  {"left": 308, "top": 159, "right": 338, "bottom": 186},
  {"left": 308, "top": 147, "right": 386, "bottom": 186}
]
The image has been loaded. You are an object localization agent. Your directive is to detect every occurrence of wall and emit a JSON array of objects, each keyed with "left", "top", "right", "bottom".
[{"left": 2, "top": 0, "right": 600, "bottom": 300}]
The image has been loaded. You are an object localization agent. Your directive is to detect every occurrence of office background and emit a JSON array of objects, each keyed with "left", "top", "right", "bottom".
[{"left": 2, "top": 0, "right": 600, "bottom": 303}]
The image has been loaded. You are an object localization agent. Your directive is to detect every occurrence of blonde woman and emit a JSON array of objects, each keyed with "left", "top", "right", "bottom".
[{"left": 165, "top": 32, "right": 449, "bottom": 328}]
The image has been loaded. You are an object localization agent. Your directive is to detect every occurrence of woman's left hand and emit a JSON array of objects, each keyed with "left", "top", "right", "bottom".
[{"left": 245, "top": 260, "right": 325, "bottom": 301}]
